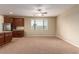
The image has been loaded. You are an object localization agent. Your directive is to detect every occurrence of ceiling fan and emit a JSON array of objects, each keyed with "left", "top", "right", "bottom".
[
  {"left": 37, "top": 9, "right": 47, "bottom": 14},
  {"left": 34, "top": 9, "right": 47, "bottom": 16}
]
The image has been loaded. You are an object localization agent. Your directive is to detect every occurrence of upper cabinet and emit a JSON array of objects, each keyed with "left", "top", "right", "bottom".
[
  {"left": 13, "top": 18, "right": 24, "bottom": 26},
  {"left": 4, "top": 16, "right": 24, "bottom": 26},
  {"left": 4, "top": 16, "right": 13, "bottom": 23}
]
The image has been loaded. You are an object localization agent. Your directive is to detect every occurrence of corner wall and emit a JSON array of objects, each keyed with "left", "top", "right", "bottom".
[{"left": 56, "top": 5, "right": 79, "bottom": 47}]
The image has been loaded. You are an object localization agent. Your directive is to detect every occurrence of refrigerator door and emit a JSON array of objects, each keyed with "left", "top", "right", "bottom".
[
  {"left": 4, "top": 23, "right": 11, "bottom": 31},
  {"left": 0, "top": 23, "right": 3, "bottom": 32}
]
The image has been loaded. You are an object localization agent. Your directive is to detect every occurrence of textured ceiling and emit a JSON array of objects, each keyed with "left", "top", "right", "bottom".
[{"left": 0, "top": 4, "right": 74, "bottom": 17}]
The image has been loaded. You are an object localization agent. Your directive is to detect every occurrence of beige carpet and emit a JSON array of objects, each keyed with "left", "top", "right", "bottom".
[{"left": 0, "top": 37, "right": 79, "bottom": 54}]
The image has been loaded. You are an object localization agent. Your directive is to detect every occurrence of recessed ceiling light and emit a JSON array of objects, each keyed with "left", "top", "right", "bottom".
[{"left": 9, "top": 12, "right": 13, "bottom": 14}]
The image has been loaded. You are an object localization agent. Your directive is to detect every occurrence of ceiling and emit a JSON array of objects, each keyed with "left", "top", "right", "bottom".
[{"left": 0, "top": 4, "right": 74, "bottom": 17}]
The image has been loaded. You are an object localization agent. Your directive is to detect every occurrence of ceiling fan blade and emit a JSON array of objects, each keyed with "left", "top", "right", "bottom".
[{"left": 42, "top": 12, "right": 47, "bottom": 14}]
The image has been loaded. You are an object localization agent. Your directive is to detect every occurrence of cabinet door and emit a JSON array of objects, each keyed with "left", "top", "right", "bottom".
[
  {"left": 13, "top": 18, "right": 24, "bottom": 26},
  {"left": 4, "top": 16, "right": 13, "bottom": 23},
  {"left": 4, "top": 32, "right": 12, "bottom": 43},
  {"left": 13, "top": 30, "right": 24, "bottom": 37},
  {"left": 0, "top": 33, "right": 4, "bottom": 45}
]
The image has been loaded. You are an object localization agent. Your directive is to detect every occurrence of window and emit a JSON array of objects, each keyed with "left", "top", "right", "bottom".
[{"left": 31, "top": 19, "right": 48, "bottom": 30}]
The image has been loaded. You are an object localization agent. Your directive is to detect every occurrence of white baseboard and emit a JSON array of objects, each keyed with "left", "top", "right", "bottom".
[
  {"left": 56, "top": 35, "right": 79, "bottom": 48},
  {"left": 25, "top": 34, "right": 56, "bottom": 37}
]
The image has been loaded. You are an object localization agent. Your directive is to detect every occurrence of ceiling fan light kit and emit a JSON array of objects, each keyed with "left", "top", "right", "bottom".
[{"left": 34, "top": 9, "right": 47, "bottom": 16}]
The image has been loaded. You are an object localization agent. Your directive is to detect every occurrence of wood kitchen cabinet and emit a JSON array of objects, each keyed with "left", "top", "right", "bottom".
[
  {"left": 13, "top": 18, "right": 24, "bottom": 26},
  {"left": 0, "top": 33, "right": 4, "bottom": 45},
  {"left": 4, "top": 16, "right": 24, "bottom": 38},
  {"left": 0, "top": 32, "right": 12, "bottom": 46},
  {"left": 4, "top": 17, "right": 24, "bottom": 26},
  {"left": 4, "top": 16, "right": 13, "bottom": 23},
  {"left": 4, "top": 32, "right": 12, "bottom": 43},
  {"left": 13, "top": 30, "right": 24, "bottom": 37}
]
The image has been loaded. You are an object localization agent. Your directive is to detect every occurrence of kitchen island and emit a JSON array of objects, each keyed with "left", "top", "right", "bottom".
[{"left": 0, "top": 31, "right": 12, "bottom": 45}]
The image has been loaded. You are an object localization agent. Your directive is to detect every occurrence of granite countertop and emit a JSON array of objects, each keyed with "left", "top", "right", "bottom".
[
  {"left": 13, "top": 30, "right": 24, "bottom": 31},
  {"left": 4, "top": 31, "right": 12, "bottom": 33},
  {"left": 0, "top": 31, "right": 12, "bottom": 33}
]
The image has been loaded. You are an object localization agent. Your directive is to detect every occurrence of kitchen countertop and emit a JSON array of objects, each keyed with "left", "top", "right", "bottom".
[
  {"left": 13, "top": 29, "right": 24, "bottom": 31},
  {"left": 0, "top": 31, "right": 12, "bottom": 33},
  {"left": 0, "top": 30, "right": 24, "bottom": 33}
]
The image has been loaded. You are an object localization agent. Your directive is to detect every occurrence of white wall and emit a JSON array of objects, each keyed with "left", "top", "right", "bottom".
[
  {"left": 0, "top": 15, "right": 4, "bottom": 31},
  {"left": 57, "top": 5, "right": 79, "bottom": 47},
  {"left": 0, "top": 15, "right": 4, "bottom": 23},
  {"left": 24, "top": 17, "right": 56, "bottom": 37}
]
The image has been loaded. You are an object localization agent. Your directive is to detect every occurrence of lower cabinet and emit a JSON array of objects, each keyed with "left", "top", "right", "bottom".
[
  {"left": 0, "top": 33, "right": 4, "bottom": 45},
  {"left": 13, "top": 30, "right": 24, "bottom": 37},
  {"left": 4, "top": 32, "right": 12, "bottom": 43},
  {"left": 0, "top": 32, "right": 12, "bottom": 46}
]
